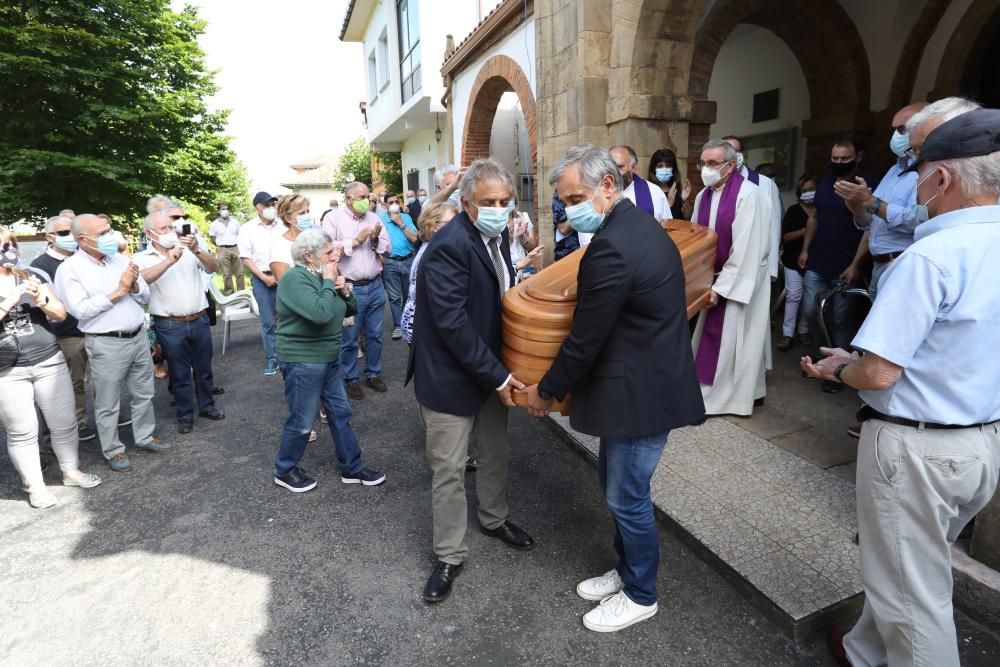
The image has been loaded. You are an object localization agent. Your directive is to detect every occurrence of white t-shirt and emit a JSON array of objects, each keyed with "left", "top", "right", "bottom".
[{"left": 268, "top": 225, "right": 293, "bottom": 269}]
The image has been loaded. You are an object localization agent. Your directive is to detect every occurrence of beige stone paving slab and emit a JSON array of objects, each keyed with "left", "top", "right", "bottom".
[
  {"left": 769, "top": 427, "right": 859, "bottom": 469},
  {"left": 724, "top": 405, "right": 810, "bottom": 441}
]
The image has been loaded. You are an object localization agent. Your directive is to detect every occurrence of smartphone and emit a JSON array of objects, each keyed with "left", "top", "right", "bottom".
[{"left": 181, "top": 223, "right": 192, "bottom": 236}]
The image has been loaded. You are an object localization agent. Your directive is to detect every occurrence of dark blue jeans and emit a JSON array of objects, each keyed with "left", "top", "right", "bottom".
[
  {"left": 340, "top": 280, "right": 385, "bottom": 383},
  {"left": 152, "top": 313, "right": 215, "bottom": 421},
  {"left": 382, "top": 256, "right": 413, "bottom": 328},
  {"left": 598, "top": 432, "right": 669, "bottom": 606},
  {"left": 801, "top": 270, "right": 853, "bottom": 350},
  {"left": 250, "top": 274, "right": 278, "bottom": 365},
  {"left": 275, "top": 360, "right": 364, "bottom": 478}
]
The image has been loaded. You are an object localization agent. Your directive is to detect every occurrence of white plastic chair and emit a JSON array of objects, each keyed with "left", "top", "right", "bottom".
[{"left": 208, "top": 281, "right": 260, "bottom": 355}]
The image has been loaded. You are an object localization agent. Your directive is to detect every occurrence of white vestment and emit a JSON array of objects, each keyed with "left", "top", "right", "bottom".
[
  {"left": 691, "top": 178, "right": 771, "bottom": 416},
  {"left": 624, "top": 178, "right": 671, "bottom": 220}
]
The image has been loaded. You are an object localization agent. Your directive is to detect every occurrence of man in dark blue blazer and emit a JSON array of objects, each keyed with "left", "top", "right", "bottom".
[
  {"left": 524, "top": 145, "right": 705, "bottom": 632},
  {"left": 405, "top": 158, "right": 534, "bottom": 603}
]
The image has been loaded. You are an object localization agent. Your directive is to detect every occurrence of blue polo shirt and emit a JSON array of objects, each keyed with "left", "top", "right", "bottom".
[
  {"left": 807, "top": 171, "right": 871, "bottom": 280},
  {"left": 858, "top": 157, "right": 920, "bottom": 255},
  {"left": 852, "top": 205, "right": 1000, "bottom": 424},
  {"left": 379, "top": 211, "right": 417, "bottom": 258}
]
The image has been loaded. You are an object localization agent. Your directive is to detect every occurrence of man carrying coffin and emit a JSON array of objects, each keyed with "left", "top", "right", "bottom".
[{"left": 690, "top": 139, "right": 771, "bottom": 416}]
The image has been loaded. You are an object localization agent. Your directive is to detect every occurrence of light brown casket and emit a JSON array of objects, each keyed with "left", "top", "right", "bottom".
[{"left": 501, "top": 219, "right": 717, "bottom": 414}]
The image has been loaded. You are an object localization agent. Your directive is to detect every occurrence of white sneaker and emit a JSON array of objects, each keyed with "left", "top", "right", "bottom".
[
  {"left": 582, "top": 591, "right": 657, "bottom": 633},
  {"left": 576, "top": 569, "right": 624, "bottom": 601},
  {"left": 391, "top": 327, "right": 402, "bottom": 340}
]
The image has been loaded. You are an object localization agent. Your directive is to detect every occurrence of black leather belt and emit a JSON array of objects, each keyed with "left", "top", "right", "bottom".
[
  {"left": 217, "top": 244, "right": 237, "bottom": 248},
  {"left": 90, "top": 327, "right": 143, "bottom": 339},
  {"left": 859, "top": 405, "right": 986, "bottom": 430},
  {"left": 350, "top": 277, "right": 379, "bottom": 286},
  {"left": 388, "top": 253, "right": 413, "bottom": 261},
  {"left": 870, "top": 252, "right": 902, "bottom": 264}
]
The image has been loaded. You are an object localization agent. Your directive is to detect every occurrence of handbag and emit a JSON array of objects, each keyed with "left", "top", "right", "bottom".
[{"left": 0, "top": 329, "right": 20, "bottom": 370}]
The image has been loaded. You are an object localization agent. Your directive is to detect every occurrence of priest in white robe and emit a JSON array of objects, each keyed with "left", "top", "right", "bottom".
[
  {"left": 722, "top": 136, "right": 783, "bottom": 279},
  {"left": 691, "top": 139, "right": 772, "bottom": 416}
]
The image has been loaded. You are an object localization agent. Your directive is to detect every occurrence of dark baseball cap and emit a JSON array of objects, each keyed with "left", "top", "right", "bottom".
[
  {"left": 252, "top": 191, "right": 277, "bottom": 206},
  {"left": 906, "top": 108, "right": 1000, "bottom": 172}
]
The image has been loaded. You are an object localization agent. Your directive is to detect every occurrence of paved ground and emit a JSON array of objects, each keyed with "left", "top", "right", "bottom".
[{"left": 2, "top": 316, "right": 999, "bottom": 665}]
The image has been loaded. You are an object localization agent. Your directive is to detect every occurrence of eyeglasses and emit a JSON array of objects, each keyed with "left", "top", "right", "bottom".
[
  {"left": 697, "top": 160, "right": 730, "bottom": 169},
  {"left": 891, "top": 125, "right": 908, "bottom": 134},
  {"left": 52, "top": 230, "right": 72, "bottom": 237},
  {"left": 169, "top": 214, "right": 187, "bottom": 221}
]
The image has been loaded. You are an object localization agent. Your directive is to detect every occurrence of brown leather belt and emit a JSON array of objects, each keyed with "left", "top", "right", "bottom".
[
  {"left": 870, "top": 252, "right": 902, "bottom": 263},
  {"left": 155, "top": 313, "right": 203, "bottom": 322},
  {"left": 350, "top": 277, "right": 379, "bottom": 286}
]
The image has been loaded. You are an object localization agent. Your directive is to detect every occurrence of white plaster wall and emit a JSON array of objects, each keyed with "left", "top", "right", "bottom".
[
  {"left": 708, "top": 24, "right": 809, "bottom": 199},
  {"left": 360, "top": 2, "right": 395, "bottom": 138},
  {"left": 490, "top": 92, "right": 534, "bottom": 211},
  {"left": 450, "top": 18, "right": 536, "bottom": 164},
  {"left": 295, "top": 186, "right": 339, "bottom": 217},
  {"left": 401, "top": 128, "right": 450, "bottom": 194},
  {"left": 912, "top": 0, "right": 977, "bottom": 101}
]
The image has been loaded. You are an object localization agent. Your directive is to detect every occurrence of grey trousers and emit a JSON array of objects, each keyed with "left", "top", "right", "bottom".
[
  {"left": 85, "top": 332, "right": 157, "bottom": 459},
  {"left": 420, "top": 394, "right": 510, "bottom": 565},
  {"left": 57, "top": 335, "right": 88, "bottom": 424},
  {"left": 0, "top": 353, "right": 79, "bottom": 488},
  {"left": 845, "top": 419, "right": 1000, "bottom": 667}
]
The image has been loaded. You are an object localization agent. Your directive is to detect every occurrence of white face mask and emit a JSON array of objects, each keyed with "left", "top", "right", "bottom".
[
  {"left": 262, "top": 206, "right": 277, "bottom": 221},
  {"left": 701, "top": 163, "right": 729, "bottom": 188},
  {"left": 735, "top": 152, "right": 745, "bottom": 171},
  {"left": 155, "top": 231, "right": 178, "bottom": 249},
  {"left": 388, "top": 203, "right": 400, "bottom": 214},
  {"left": 220, "top": 210, "right": 230, "bottom": 219}
]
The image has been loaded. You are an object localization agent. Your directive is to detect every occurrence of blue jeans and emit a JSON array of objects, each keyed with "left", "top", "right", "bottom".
[
  {"left": 801, "top": 270, "right": 853, "bottom": 350},
  {"left": 152, "top": 313, "right": 215, "bottom": 421},
  {"left": 598, "top": 432, "right": 669, "bottom": 606},
  {"left": 382, "top": 256, "right": 413, "bottom": 328},
  {"left": 340, "top": 280, "right": 385, "bottom": 383},
  {"left": 275, "top": 360, "right": 364, "bottom": 478},
  {"left": 250, "top": 274, "right": 278, "bottom": 365}
]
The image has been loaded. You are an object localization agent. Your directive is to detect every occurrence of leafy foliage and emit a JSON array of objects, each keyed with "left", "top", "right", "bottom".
[
  {"left": 0, "top": 1, "right": 248, "bottom": 227},
  {"left": 375, "top": 150, "right": 403, "bottom": 195},
  {"left": 333, "top": 136, "right": 373, "bottom": 188}
]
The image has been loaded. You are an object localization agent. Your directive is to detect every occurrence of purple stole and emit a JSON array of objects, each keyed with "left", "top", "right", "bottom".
[
  {"left": 694, "top": 171, "right": 745, "bottom": 385},
  {"left": 745, "top": 168, "right": 760, "bottom": 185},
  {"left": 631, "top": 174, "right": 654, "bottom": 217}
]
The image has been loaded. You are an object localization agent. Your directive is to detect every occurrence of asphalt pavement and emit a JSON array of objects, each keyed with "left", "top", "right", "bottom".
[{"left": 2, "top": 315, "right": 999, "bottom": 666}]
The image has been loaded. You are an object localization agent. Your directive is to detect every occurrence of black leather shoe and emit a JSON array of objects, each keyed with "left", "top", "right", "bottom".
[
  {"left": 177, "top": 419, "right": 193, "bottom": 434},
  {"left": 199, "top": 408, "right": 225, "bottom": 420},
  {"left": 423, "top": 561, "right": 462, "bottom": 603},
  {"left": 211, "top": 386, "right": 225, "bottom": 395},
  {"left": 480, "top": 520, "right": 534, "bottom": 550}
]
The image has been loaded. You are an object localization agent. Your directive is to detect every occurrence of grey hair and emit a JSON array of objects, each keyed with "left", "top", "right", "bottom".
[
  {"left": 906, "top": 97, "right": 981, "bottom": 133},
  {"left": 459, "top": 158, "right": 516, "bottom": 204},
  {"left": 435, "top": 164, "right": 460, "bottom": 188},
  {"left": 290, "top": 228, "right": 333, "bottom": 266},
  {"left": 343, "top": 181, "right": 368, "bottom": 199},
  {"left": 702, "top": 139, "right": 739, "bottom": 163},
  {"left": 927, "top": 153, "right": 1000, "bottom": 198},
  {"left": 549, "top": 144, "right": 625, "bottom": 192},
  {"left": 45, "top": 215, "right": 70, "bottom": 233},
  {"left": 146, "top": 194, "right": 180, "bottom": 214}
]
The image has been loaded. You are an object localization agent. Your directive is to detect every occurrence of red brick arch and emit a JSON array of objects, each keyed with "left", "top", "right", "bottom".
[
  {"left": 886, "top": 0, "right": 953, "bottom": 109},
  {"left": 930, "top": 0, "right": 1000, "bottom": 100},
  {"left": 461, "top": 53, "right": 537, "bottom": 172}
]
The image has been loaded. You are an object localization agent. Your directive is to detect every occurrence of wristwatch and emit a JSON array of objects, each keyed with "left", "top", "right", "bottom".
[
  {"left": 865, "top": 197, "right": 882, "bottom": 215},
  {"left": 833, "top": 362, "right": 850, "bottom": 383}
]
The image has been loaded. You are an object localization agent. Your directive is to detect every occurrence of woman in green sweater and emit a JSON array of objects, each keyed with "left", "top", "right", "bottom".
[{"left": 273, "top": 229, "right": 386, "bottom": 492}]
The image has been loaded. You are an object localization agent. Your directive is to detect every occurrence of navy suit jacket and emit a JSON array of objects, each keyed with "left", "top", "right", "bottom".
[
  {"left": 538, "top": 198, "right": 705, "bottom": 438},
  {"left": 405, "top": 212, "right": 515, "bottom": 416}
]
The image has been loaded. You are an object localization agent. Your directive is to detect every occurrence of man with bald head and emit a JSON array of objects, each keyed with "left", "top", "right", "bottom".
[
  {"left": 834, "top": 101, "right": 943, "bottom": 297},
  {"left": 56, "top": 214, "right": 172, "bottom": 471},
  {"left": 609, "top": 146, "right": 670, "bottom": 229}
]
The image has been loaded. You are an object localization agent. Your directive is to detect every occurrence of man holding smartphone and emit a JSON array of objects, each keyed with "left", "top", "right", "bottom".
[{"left": 135, "top": 203, "right": 224, "bottom": 434}]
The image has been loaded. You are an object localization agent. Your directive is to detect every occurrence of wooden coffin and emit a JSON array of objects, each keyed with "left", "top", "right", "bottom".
[{"left": 502, "top": 219, "right": 717, "bottom": 414}]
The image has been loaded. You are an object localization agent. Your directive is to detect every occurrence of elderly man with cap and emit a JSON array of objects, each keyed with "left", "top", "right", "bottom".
[
  {"left": 238, "top": 191, "right": 281, "bottom": 375},
  {"left": 56, "top": 214, "right": 172, "bottom": 472},
  {"left": 803, "top": 106, "right": 1000, "bottom": 667}
]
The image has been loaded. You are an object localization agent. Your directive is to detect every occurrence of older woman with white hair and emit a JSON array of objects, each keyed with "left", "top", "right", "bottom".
[
  {"left": 272, "top": 228, "right": 385, "bottom": 492},
  {"left": 1, "top": 227, "right": 102, "bottom": 508}
]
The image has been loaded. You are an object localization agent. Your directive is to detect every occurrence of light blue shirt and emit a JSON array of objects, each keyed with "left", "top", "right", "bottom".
[
  {"left": 856, "top": 157, "right": 919, "bottom": 255},
  {"left": 379, "top": 210, "right": 417, "bottom": 258},
  {"left": 852, "top": 205, "right": 1000, "bottom": 424}
]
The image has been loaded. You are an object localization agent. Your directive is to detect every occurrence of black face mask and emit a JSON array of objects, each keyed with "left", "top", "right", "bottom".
[{"left": 830, "top": 161, "right": 856, "bottom": 178}]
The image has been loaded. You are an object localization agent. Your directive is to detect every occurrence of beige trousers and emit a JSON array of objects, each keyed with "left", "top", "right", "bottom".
[
  {"left": 420, "top": 394, "right": 510, "bottom": 564},
  {"left": 56, "top": 335, "right": 88, "bottom": 424}
]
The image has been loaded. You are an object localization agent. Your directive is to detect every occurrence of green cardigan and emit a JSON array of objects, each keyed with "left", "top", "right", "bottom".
[{"left": 275, "top": 266, "right": 358, "bottom": 363}]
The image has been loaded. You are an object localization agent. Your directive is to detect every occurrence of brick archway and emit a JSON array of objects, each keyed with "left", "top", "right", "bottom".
[
  {"left": 886, "top": 0, "right": 953, "bottom": 110},
  {"left": 684, "top": 0, "right": 871, "bottom": 177},
  {"left": 461, "top": 55, "right": 538, "bottom": 218},
  {"left": 931, "top": 0, "right": 1000, "bottom": 101}
]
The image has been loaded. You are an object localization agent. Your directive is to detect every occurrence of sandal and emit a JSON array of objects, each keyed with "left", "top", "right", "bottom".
[{"left": 154, "top": 368, "right": 168, "bottom": 379}]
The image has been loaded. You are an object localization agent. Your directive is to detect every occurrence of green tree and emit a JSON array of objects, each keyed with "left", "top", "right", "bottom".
[
  {"left": 375, "top": 150, "right": 403, "bottom": 195},
  {"left": 0, "top": 1, "right": 234, "bottom": 226},
  {"left": 333, "top": 136, "right": 373, "bottom": 188}
]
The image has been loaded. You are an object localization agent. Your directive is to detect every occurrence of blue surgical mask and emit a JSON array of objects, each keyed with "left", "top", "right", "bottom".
[
  {"left": 655, "top": 167, "right": 673, "bottom": 183},
  {"left": 889, "top": 129, "right": 910, "bottom": 159},
  {"left": 418, "top": 195, "right": 427, "bottom": 204},
  {"left": 914, "top": 170, "right": 939, "bottom": 224},
  {"left": 95, "top": 232, "right": 119, "bottom": 256},
  {"left": 55, "top": 235, "right": 78, "bottom": 252},
  {"left": 406, "top": 197, "right": 416, "bottom": 205},
  {"left": 473, "top": 203, "right": 513, "bottom": 237},
  {"left": 296, "top": 214, "right": 315, "bottom": 230},
  {"left": 448, "top": 190, "right": 461, "bottom": 204},
  {"left": 564, "top": 186, "right": 607, "bottom": 234}
]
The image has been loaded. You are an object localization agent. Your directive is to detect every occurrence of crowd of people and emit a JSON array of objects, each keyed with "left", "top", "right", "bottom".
[{"left": 2, "top": 95, "right": 998, "bottom": 656}]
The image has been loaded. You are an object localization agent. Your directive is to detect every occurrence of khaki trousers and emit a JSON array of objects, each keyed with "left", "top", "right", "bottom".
[
  {"left": 845, "top": 419, "right": 1000, "bottom": 667},
  {"left": 420, "top": 394, "right": 510, "bottom": 565},
  {"left": 216, "top": 246, "right": 244, "bottom": 293},
  {"left": 56, "top": 335, "right": 88, "bottom": 425}
]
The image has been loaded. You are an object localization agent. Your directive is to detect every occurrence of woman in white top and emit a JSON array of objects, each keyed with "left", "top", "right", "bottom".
[{"left": 506, "top": 205, "right": 543, "bottom": 283}]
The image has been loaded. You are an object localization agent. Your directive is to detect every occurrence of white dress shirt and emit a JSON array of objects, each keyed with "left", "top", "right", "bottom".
[
  {"left": 479, "top": 231, "right": 511, "bottom": 296},
  {"left": 237, "top": 217, "right": 279, "bottom": 272},
  {"left": 133, "top": 245, "right": 210, "bottom": 317},
  {"left": 209, "top": 217, "right": 242, "bottom": 246},
  {"left": 55, "top": 250, "right": 149, "bottom": 333}
]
